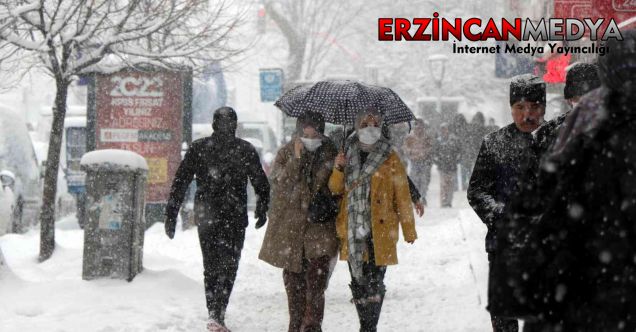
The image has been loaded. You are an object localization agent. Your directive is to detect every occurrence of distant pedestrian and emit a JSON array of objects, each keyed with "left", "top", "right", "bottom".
[
  {"left": 486, "top": 117, "right": 499, "bottom": 134},
  {"left": 465, "top": 112, "right": 487, "bottom": 187},
  {"left": 451, "top": 114, "right": 470, "bottom": 190},
  {"left": 403, "top": 119, "right": 434, "bottom": 204},
  {"left": 433, "top": 123, "right": 461, "bottom": 207}
]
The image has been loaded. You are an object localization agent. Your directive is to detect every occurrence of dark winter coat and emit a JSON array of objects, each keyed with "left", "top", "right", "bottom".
[
  {"left": 533, "top": 88, "right": 636, "bottom": 331},
  {"left": 467, "top": 123, "right": 538, "bottom": 253},
  {"left": 259, "top": 139, "right": 339, "bottom": 273},
  {"left": 165, "top": 133, "right": 270, "bottom": 231},
  {"left": 433, "top": 134, "right": 461, "bottom": 172}
]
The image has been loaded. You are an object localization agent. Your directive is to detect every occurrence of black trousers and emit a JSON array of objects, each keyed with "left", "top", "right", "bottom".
[
  {"left": 488, "top": 253, "right": 519, "bottom": 332},
  {"left": 283, "top": 255, "right": 333, "bottom": 332},
  {"left": 197, "top": 221, "right": 245, "bottom": 325},
  {"left": 348, "top": 239, "right": 387, "bottom": 332}
]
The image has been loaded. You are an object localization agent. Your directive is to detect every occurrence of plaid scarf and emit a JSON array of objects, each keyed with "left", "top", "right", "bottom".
[{"left": 345, "top": 136, "right": 392, "bottom": 282}]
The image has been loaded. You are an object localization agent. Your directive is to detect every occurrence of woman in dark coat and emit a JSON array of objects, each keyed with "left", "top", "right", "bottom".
[{"left": 259, "top": 112, "right": 338, "bottom": 332}]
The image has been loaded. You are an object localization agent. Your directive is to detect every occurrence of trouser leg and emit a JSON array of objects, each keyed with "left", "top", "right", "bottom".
[
  {"left": 284, "top": 264, "right": 307, "bottom": 332},
  {"left": 440, "top": 171, "right": 455, "bottom": 207},
  {"left": 348, "top": 240, "right": 387, "bottom": 332},
  {"left": 198, "top": 222, "right": 245, "bottom": 326},
  {"left": 302, "top": 255, "right": 333, "bottom": 332}
]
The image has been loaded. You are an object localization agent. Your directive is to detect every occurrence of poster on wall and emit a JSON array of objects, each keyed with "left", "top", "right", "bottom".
[{"left": 88, "top": 67, "right": 192, "bottom": 205}]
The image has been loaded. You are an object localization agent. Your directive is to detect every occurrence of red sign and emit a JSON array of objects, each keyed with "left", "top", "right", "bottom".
[
  {"left": 94, "top": 69, "right": 184, "bottom": 204},
  {"left": 554, "top": 0, "right": 636, "bottom": 35}
]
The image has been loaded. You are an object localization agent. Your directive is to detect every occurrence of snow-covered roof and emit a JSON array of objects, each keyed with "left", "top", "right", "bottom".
[{"left": 80, "top": 149, "right": 148, "bottom": 171}]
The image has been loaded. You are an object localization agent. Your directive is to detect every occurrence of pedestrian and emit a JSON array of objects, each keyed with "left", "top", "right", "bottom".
[
  {"left": 467, "top": 74, "right": 547, "bottom": 332},
  {"left": 533, "top": 62, "right": 602, "bottom": 154},
  {"left": 465, "top": 112, "right": 487, "bottom": 185},
  {"left": 258, "top": 111, "right": 339, "bottom": 332},
  {"left": 433, "top": 123, "right": 461, "bottom": 208},
  {"left": 164, "top": 107, "right": 270, "bottom": 332},
  {"left": 450, "top": 114, "right": 470, "bottom": 190},
  {"left": 486, "top": 117, "right": 499, "bottom": 133},
  {"left": 522, "top": 30, "right": 636, "bottom": 332},
  {"left": 329, "top": 107, "right": 417, "bottom": 332},
  {"left": 403, "top": 119, "right": 434, "bottom": 205},
  {"left": 495, "top": 62, "right": 602, "bottom": 330}
]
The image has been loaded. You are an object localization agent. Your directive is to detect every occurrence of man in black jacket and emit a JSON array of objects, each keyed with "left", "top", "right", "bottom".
[
  {"left": 467, "top": 74, "right": 546, "bottom": 332},
  {"left": 164, "top": 106, "right": 270, "bottom": 331}
]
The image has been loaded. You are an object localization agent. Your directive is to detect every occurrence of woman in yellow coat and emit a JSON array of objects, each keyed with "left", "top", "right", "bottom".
[{"left": 329, "top": 107, "right": 417, "bottom": 332}]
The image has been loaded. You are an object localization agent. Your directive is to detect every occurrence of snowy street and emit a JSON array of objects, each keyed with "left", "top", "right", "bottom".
[{"left": 0, "top": 171, "right": 491, "bottom": 332}]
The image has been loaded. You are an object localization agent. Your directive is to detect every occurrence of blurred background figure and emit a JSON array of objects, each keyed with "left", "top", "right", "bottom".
[
  {"left": 403, "top": 119, "right": 434, "bottom": 205},
  {"left": 450, "top": 114, "right": 469, "bottom": 191},
  {"left": 464, "top": 112, "right": 488, "bottom": 191},
  {"left": 433, "top": 123, "right": 461, "bottom": 208},
  {"left": 486, "top": 117, "right": 500, "bottom": 134}
]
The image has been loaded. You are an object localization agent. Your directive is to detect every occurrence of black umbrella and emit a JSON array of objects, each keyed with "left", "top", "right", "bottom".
[{"left": 274, "top": 80, "right": 414, "bottom": 126}]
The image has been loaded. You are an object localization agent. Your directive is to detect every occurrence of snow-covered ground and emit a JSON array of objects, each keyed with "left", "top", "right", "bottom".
[{"left": 0, "top": 169, "right": 492, "bottom": 331}]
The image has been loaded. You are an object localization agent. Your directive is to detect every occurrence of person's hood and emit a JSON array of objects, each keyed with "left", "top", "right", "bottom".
[{"left": 564, "top": 63, "right": 601, "bottom": 100}]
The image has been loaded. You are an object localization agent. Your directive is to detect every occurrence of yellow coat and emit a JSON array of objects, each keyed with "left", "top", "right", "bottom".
[{"left": 328, "top": 151, "right": 417, "bottom": 266}]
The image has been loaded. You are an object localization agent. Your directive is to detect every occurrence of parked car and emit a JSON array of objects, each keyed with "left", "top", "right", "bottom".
[
  {"left": 0, "top": 104, "right": 42, "bottom": 233},
  {"left": 237, "top": 121, "right": 277, "bottom": 154}
]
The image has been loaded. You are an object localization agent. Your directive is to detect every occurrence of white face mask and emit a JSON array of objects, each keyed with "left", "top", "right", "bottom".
[
  {"left": 300, "top": 137, "right": 322, "bottom": 151},
  {"left": 358, "top": 127, "right": 382, "bottom": 145}
]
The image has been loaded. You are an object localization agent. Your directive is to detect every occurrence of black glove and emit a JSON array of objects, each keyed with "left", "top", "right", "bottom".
[
  {"left": 254, "top": 203, "right": 268, "bottom": 229},
  {"left": 165, "top": 218, "right": 176, "bottom": 239}
]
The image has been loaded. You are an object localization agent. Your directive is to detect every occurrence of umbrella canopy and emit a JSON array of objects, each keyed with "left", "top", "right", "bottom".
[{"left": 274, "top": 80, "right": 414, "bottom": 125}]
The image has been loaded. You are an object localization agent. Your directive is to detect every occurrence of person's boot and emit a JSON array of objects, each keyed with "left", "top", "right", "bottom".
[
  {"left": 349, "top": 284, "right": 370, "bottom": 331},
  {"left": 361, "top": 294, "right": 384, "bottom": 332}
]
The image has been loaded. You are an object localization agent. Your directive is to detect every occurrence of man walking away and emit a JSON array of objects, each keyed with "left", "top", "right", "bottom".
[
  {"left": 434, "top": 123, "right": 461, "bottom": 208},
  {"left": 164, "top": 107, "right": 270, "bottom": 332},
  {"left": 468, "top": 74, "right": 546, "bottom": 332}
]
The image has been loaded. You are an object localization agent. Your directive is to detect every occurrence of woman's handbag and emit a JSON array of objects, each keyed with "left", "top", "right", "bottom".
[{"left": 308, "top": 190, "right": 340, "bottom": 224}]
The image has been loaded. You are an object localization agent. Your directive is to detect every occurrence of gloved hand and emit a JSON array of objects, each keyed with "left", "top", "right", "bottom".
[
  {"left": 254, "top": 203, "right": 268, "bottom": 229},
  {"left": 165, "top": 218, "right": 176, "bottom": 239}
]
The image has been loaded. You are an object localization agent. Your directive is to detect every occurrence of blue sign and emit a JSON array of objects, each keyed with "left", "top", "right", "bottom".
[{"left": 260, "top": 68, "right": 284, "bottom": 102}]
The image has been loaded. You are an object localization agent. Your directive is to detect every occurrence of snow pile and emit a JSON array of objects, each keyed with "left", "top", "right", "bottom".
[{"left": 80, "top": 149, "right": 148, "bottom": 171}]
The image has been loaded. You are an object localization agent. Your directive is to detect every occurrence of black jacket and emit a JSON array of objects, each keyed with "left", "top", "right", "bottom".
[
  {"left": 433, "top": 134, "right": 461, "bottom": 172},
  {"left": 534, "top": 90, "right": 636, "bottom": 330},
  {"left": 165, "top": 133, "right": 270, "bottom": 231},
  {"left": 467, "top": 123, "right": 538, "bottom": 253}
]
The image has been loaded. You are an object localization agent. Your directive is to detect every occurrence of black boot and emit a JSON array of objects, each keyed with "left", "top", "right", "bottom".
[
  {"left": 360, "top": 294, "right": 384, "bottom": 332},
  {"left": 350, "top": 284, "right": 369, "bottom": 331}
]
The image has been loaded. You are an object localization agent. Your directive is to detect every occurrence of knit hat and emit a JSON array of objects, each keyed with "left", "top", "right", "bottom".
[{"left": 509, "top": 74, "right": 546, "bottom": 106}]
